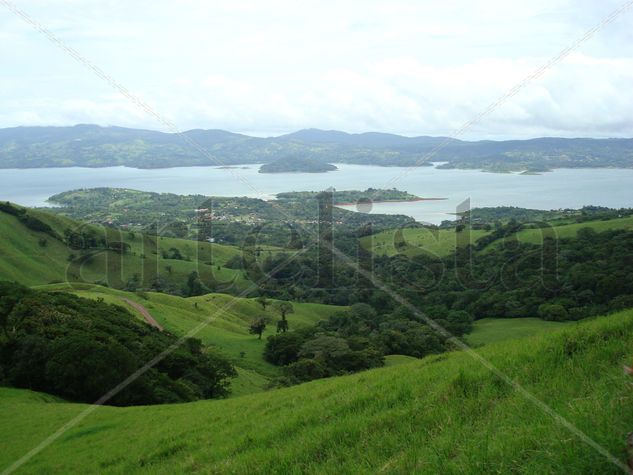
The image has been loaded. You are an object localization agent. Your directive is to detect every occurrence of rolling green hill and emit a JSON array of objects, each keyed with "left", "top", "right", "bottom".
[
  {"left": 38, "top": 284, "right": 345, "bottom": 396},
  {"left": 362, "top": 215, "right": 633, "bottom": 258},
  {"left": 0, "top": 204, "right": 252, "bottom": 292},
  {"left": 2, "top": 309, "right": 633, "bottom": 473},
  {"left": 506, "top": 215, "right": 633, "bottom": 247},
  {"left": 361, "top": 226, "right": 491, "bottom": 257}
]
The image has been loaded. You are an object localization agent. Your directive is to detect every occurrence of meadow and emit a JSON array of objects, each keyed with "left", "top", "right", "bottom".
[
  {"left": 361, "top": 215, "right": 633, "bottom": 258},
  {"left": 2, "top": 309, "right": 633, "bottom": 473},
  {"left": 360, "top": 226, "right": 491, "bottom": 257},
  {"left": 466, "top": 317, "right": 573, "bottom": 346},
  {"left": 0, "top": 205, "right": 253, "bottom": 291}
]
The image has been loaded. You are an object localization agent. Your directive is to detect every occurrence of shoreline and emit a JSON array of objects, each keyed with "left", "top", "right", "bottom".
[{"left": 334, "top": 197, "right": 447, "bottom": 206}]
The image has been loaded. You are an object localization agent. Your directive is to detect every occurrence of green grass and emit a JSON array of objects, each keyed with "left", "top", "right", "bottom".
[
  {"left": 506, "top": 215, "right": 633, "bottom": 247},
  {"left": 38, "top": 284, "right": 345, "bottom": 393},
  {"left": 0, "top": 206, "right": 252, "bottom": 291},
  {"left": 467, "top": 317, "right": 573, "bottom": 346},
  {"left": 360, "top": 226, "right": 491, "bottom": 257},
  {"left": 383, "top": 354, "right": 419, "bottom": 367},
  {"left": 363, "top": 216, "right": 633, "bottom": 258},
  {"left": 2, "top": 309, "right": 633, "bottom": 473}
]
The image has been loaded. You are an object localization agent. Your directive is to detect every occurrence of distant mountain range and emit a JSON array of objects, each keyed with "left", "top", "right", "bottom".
[{"left": 1, "top": 124, "right": 632, "bottom": 171}]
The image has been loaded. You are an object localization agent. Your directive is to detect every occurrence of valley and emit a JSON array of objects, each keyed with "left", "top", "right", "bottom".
[
  {"left": 2, "top": 309, "right": 633, "bottom": 473},
  {"left": 3, "top": 2, "right": 633, "bottom": 471}
]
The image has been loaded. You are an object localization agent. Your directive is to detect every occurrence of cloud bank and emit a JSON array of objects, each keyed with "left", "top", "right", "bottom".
[{"left": 0, "top": 0, "right": 632, "bottom": 138}]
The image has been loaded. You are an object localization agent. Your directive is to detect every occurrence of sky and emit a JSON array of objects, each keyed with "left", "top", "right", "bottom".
[{"left": 0, "top": 0, "right": 632, "bottom": 139}]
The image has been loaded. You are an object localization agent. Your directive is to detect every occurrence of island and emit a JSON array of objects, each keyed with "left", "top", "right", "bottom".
[
  {"left": 276, "top": 188, "right": 430, "bottom": 204},
  {"left": 258, "top": 156, "right": 338, "bottom": 174}
]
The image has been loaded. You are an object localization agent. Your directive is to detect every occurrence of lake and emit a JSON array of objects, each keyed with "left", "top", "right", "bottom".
[{"left": 1, "top": 164, "right": 632, "bottom": 224}]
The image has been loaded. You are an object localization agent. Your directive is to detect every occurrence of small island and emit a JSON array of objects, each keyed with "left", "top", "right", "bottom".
[{"left": 259, "top": 156, "right": 338, "bottom": 174}]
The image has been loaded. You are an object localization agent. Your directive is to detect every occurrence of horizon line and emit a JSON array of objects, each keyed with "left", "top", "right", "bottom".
[{"left": 1, "top": 123, "right": 632, "bottom": 142}]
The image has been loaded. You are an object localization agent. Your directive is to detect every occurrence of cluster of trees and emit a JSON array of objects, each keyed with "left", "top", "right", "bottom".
[
  {"left": 378, "top": 228, "right": 633, "bottom": 322},
  {"left": 248, "top": 299, "right": 294, "bottom": 339},
  {"left": 263, "top": 303, "right": 467, "bottom": 386},
  {"left": 0, "top": 282, "right": 236, "bottom": 405}
]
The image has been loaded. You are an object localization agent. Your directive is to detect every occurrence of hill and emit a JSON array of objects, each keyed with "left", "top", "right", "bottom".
[
  {"left": 1, "top": 125, "right": 633, "bottom": 171},
  {"left": 0, "top": 202, "right": 252, "bottom": 293},
  {"left": 361, "top": 225, "right": 492, "bottom": 257},
  {"left": 0, "top": 283, "right": 237, "bottom": 405},
  {"left": 36, "top": 284, "right": 345, "bottom": 396},
  {"left": 2, "top": 308, "right": 633, "bottom": 473},
  {"left": 362, "top": 214, "right": 633, "bottom": 258}
]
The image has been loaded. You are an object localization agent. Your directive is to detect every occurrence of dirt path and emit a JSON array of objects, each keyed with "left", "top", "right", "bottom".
[{"left": 121, "top": 298, "right": 164, "bottom": 331}]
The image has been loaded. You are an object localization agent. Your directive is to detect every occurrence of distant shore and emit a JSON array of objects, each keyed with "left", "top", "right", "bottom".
[{"left": 334, "top": 197, "right": 447, "bottom": 206}]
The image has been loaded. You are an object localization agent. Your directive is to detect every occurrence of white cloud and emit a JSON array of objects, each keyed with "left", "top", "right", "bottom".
[{"left": 0, "top": 0, "right": 631, "bottom": 138}]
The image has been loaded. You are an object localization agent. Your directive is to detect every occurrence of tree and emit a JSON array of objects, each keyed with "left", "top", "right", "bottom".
[
  {"left": 256, "top": 296, "right": 270, "bottom": 311},
  {"left": 184, "top": 271, "right": 204, "bottom": 297},
  {"left": 274, "top": 301, "right": 294, "bottom": 333},
  {"left": 538, "top": 303, "right": 569, "bottom": 321},
  {"left": 249, "top": 317, "right": 267, "bottom": 339},
  {"left": 277, "top": 319, "right": 289, "bottom": 333},
  {"left": 264, "top": 331, "right": 305, "bottom": 365}
]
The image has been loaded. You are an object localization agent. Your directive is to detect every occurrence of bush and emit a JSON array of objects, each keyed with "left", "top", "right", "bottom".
[{"left": 538, "top": 303, "right": 569, "bottom": 321}]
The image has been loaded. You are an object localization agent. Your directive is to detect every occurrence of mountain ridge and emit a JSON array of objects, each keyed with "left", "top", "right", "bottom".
[{"left": 1, "top": 124, "right": 632, "bottom": 170}]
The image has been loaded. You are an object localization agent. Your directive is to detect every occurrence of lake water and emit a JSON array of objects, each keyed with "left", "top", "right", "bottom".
[{"left": 1, "top": 164, "right": 632, "bottom": 224}]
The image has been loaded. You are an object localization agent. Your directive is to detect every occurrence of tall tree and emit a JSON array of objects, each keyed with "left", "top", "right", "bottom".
[
  {"left": 249, "top": 317, "right": 267, "bottom": 340},
  {"left": 274, "top": 301, "right": 294, "bottom": 333}
]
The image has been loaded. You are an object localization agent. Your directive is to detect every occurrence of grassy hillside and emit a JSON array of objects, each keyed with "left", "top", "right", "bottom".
[
  {"left": 38, "top": 284, "right": 345, "bottom": 396},
  {"left": 467, "top": 317, "right": 573, "bottom": 346},
  {"left": 0, "top": 204, "right": 251, "bottom": 292},
  {"left": 507, "top": 215, "right": 633, "bottom": 247},
  {"left": 363, "top": 215, "right": 633, "bottom": 258},
  {"left": 361, "top": 226, "right": 491, "bottom": 257},
  {"left": 2, "top": 309, "right": 633, "bottom": 473}
]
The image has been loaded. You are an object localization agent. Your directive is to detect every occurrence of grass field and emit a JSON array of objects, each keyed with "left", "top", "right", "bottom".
[
  {"left": 362, "top": 216, "right": 633, "bottom": 258},
  {"left": 38, "top": 284, "right": 345, "bottom": 395},
  {"left": 360, "top": 226, "right": 491, "bottom": 257},
  {"left": 0, "top": 206, "right": 253, "bottom": 291},
  {"left": 2, "top": 309, "right": 633, "bottom": 473},
  {"left": 383, "top": 354, "right": 419, "bottom": 367},
  {"left": 467, "top": 317, "right": 573, "bottom": 346},
  {"left": 505, "top": 215, "right": 633, "bottom": 247}
]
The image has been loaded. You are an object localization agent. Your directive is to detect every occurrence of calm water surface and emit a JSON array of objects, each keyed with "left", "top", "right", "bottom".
[{"left": 1, "top": 164, "right": 632, "bottom": 224}]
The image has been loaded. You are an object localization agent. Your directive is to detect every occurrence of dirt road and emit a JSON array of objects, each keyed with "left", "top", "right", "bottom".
[{"left": 121, "top": 298, "right": 164, "bottom": 331}]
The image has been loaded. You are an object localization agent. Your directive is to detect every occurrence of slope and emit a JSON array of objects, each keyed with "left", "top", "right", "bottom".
[
  {"left": 38, "top": 284, "right": 345, "bottom": 395},
  {"left": 362, "top": 215, "right": 633, "bottom": 258},
  {"left": 361, "top": 226, "right": 491, "bottom": 257},
  {"left": 0, "top": 204, "right": 251, "bottom": 292},
  {"left": 2, "top": 309, "right": 633, "bottom": 473}
]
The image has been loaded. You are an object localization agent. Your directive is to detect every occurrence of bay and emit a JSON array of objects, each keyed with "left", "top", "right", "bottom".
[{"left": 1, "top": 164, "right": 632, "bottom": 224}]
